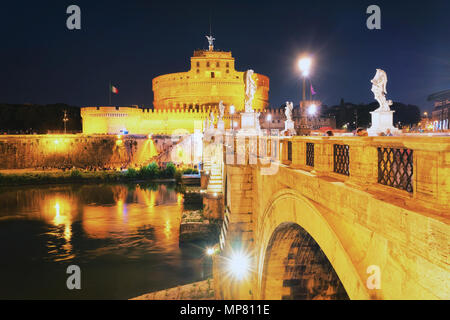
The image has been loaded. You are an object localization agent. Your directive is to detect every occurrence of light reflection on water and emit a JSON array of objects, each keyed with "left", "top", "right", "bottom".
[{"left": 0, "top": 183, "right": 210, "bottom": 299}]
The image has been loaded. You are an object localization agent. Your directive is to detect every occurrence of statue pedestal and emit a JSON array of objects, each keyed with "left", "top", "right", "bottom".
[
  {"left": 239, "top": 112, "right": 261, "bottom": 135},
  {"left": 217, "top": 120, "right": 225, "bottom": 132},
  {"left": 282, "top": 120, "right": 296, "bottom": 136},
  {"left": 367, "top": 110, "right": 399, "bottom": 136}
]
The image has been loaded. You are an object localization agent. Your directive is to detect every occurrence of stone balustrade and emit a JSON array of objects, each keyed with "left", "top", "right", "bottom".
[{"left": 212, "top": 134, "right": 449, "bottom": 209}]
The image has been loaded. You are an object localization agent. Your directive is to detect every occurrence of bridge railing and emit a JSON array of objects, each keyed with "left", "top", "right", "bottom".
[
  {"left": 278, "top": 136, "right": 450, "bottom": 207},
  {"left": 222, "top": 133, "right": 286, "bottom": 165},
  {"left": 210, "top": 133, "right": 448, "bottom": 208}
]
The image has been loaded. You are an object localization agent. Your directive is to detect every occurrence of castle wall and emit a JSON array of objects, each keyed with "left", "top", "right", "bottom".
[
  {"left": 80, "top": 106, "right": 335, "bottom": 135},
  {"left": 81, "top": 107, "right": 212, "bottom": 135}
]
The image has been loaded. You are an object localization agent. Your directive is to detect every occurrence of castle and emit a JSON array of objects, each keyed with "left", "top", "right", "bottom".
[
  {"left": 81, "top": 38, "right": 269, "bottom": 135},
  {"left": 81, "top": 38, "right": 334, "bottom": 135}
]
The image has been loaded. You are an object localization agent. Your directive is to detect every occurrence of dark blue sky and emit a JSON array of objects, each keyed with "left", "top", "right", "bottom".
[{"left": 0, "top": 0, "right": 449, "bottom": 112}]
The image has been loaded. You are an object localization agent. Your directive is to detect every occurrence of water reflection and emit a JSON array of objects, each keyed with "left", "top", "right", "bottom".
[{"left": 0, "top": 183, "right": 208, "bottom": 299}]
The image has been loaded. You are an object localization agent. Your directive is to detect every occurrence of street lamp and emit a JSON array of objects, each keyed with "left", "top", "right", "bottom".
[
  {"left": 266, "top": 113, "right": 272, "bottom": 135},
  {"left": 298, "top": 56, "right": 313, "bottom": 102},
  {"left": 229, "top": 105, "right": 235, "bottom": 130},
  {"left": 308, "top": 104, "right": 317, "bottom": 116},
  {"left": 227, "top": 250, "right": 251, "bottom": 280},
  {"left": 63, "top": 110, "right": 69, "bottom": 134}
]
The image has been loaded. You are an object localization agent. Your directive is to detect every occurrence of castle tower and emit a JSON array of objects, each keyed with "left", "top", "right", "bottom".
[{"left": 152, "top": 37, "right": 269, "bottom": 111}]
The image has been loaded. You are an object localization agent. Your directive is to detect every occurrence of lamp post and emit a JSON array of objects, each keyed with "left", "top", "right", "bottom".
[
  {"left": 63, "top": 110, "right": 69, "bottom": 134},
  {"left": 266, "top": 113, "right": 272, "bottom": 135},
  {"left": 307, "top": 104, "right": 317, "bottom": 130},
  {"left": 298, "top": 57, "right": 312, "bottom": 102},
  {"left": 229, "top": 105, "right": 235, "bottom": 130}
]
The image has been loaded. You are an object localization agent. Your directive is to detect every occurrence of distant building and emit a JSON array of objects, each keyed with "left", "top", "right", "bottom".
[
  {"left": 428, "top": 89, "right": 450, "bottom": 131},
  {"left": 259, "top": 105, "right": 336, "bottom": 134}
]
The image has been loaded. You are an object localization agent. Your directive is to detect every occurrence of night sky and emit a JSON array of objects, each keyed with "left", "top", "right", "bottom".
[{"left": 0, "top": 0, "right": 449, "bottom": 112}]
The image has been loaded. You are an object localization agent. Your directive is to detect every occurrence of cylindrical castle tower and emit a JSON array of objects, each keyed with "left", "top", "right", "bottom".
[{"left": 152, "top": 47, "right": 269, "bottom": 112}]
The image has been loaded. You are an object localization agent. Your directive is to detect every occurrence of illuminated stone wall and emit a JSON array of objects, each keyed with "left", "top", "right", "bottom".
[
  {"left": 0, "top": 135, "right": 164, "bottom": 169},
  {"left": 81, "top": 106, "right": 209, "bottom": 135},
  {"left": 81, "top": 106, "right": 335, "bottom": 135}
]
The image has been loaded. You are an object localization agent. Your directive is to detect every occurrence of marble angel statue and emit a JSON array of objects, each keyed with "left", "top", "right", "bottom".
[{"left": 371, "top": 69, "right": 393, "bottom": 112}]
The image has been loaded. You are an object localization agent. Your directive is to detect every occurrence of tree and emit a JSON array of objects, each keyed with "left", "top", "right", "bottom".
[{"left": 0, "top": 103, "right": 81, "bottom": 133}]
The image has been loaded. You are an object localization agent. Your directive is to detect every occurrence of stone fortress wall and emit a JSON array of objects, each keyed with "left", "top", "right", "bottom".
[{"left": 81, "top": 105, "right": 336, "bottom": 135}]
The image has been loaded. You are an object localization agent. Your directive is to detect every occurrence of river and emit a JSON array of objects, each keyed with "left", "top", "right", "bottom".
[{"left": 0, "top": 182, "right": 211, "bottom": 299}]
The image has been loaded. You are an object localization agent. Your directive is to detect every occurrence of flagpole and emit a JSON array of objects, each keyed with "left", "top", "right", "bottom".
[
  {"left": 109, "top": 81, "right": 111, "bottom": 106},
  {"left": 309, "top": 79, "right": 312, "bottom": 101}
]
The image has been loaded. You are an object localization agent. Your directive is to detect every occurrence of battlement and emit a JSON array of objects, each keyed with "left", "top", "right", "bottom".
[{"left": 192, "top": 50, "right": 233, "bottom": 58}]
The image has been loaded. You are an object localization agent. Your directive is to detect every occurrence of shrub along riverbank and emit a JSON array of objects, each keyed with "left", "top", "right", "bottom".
[{"left": 0, "top": 162, "right": 193, "bottom": 187}]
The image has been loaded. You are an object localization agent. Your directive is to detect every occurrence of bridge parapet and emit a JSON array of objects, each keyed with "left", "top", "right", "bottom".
[
  {"left": 216, "top": 133, "right": 449, "bottom": 208},
  {"left": 278, "top": 136, "right": 450, "bottom": 209}
]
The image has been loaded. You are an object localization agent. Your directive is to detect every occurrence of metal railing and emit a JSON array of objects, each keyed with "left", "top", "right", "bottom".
[
  {"left": 333, "top": 144, "right": 350, "bottom": 176},
  {"left": 306, "top": 142, "right": 314, "bottom": 167},
  {"left": 378, "top": 147, "right": 413, "bottom": 193}
]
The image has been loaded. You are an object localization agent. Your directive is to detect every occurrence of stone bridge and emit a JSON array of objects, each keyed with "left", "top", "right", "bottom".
[{"left": 203, "top": 135, "right": 449, "bottom": 300}]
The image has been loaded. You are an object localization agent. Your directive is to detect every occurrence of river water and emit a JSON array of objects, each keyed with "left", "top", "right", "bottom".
[{"left": 0, "top": 183, "right": 211, "bottom": 299}]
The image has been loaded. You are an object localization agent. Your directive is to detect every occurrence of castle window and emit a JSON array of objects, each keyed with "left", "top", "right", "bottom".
[
  {"left": 226, "top": 69, "right": 229, "bottom": 73},
  {"left": 216, "top": 62, "right": 219, "bottom": 67},
  {"left": 211, "top": 72, "right": 215, "bottom": 78},
  {"left": 226, "top": 62, "right": 230, "bottom": 68},
  {"left": 207, "top": 61, "right": 210, "bottom": 67},
  {"left": 196, "top": 62, "right": 200, "bottom": 67},
  {"left": 197, "top": 69, "right": 199, "bottom": 74}
]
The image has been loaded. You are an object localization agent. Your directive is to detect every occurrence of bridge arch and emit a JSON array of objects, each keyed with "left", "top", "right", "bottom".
[{"left": 256, "top": 189, "right": 370, "bottom": 300}]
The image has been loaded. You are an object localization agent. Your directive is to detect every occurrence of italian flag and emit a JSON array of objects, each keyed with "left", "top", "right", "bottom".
[{"left": 111, "top": 85, "right": 119, "bottom": 94}]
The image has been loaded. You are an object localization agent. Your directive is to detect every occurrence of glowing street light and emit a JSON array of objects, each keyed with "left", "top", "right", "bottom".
[
  {"left": 308, "top": 104, "right": 317, "bottom": 116},
  {"left": 206, "top": 247, "right": 215, "bottom": 256},
  {"left": 229, "top": 105, "right": 236, "bottom": 130},
  {"left": 298, "top": 57, "right": 312, "bottom": 77},
  {"left": 227, "top": 250, "right": 251, "bottom": 280},
  {"left": 298, "top": 56, "right": 313, "bottom": 102},
  {"left": 266, "top": 114, "right": 272, "bottom": 134}
]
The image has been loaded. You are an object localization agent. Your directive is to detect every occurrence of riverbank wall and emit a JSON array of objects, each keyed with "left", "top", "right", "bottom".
[{"left": 0, "top": 134, "right": 184, "bottom": 169}]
